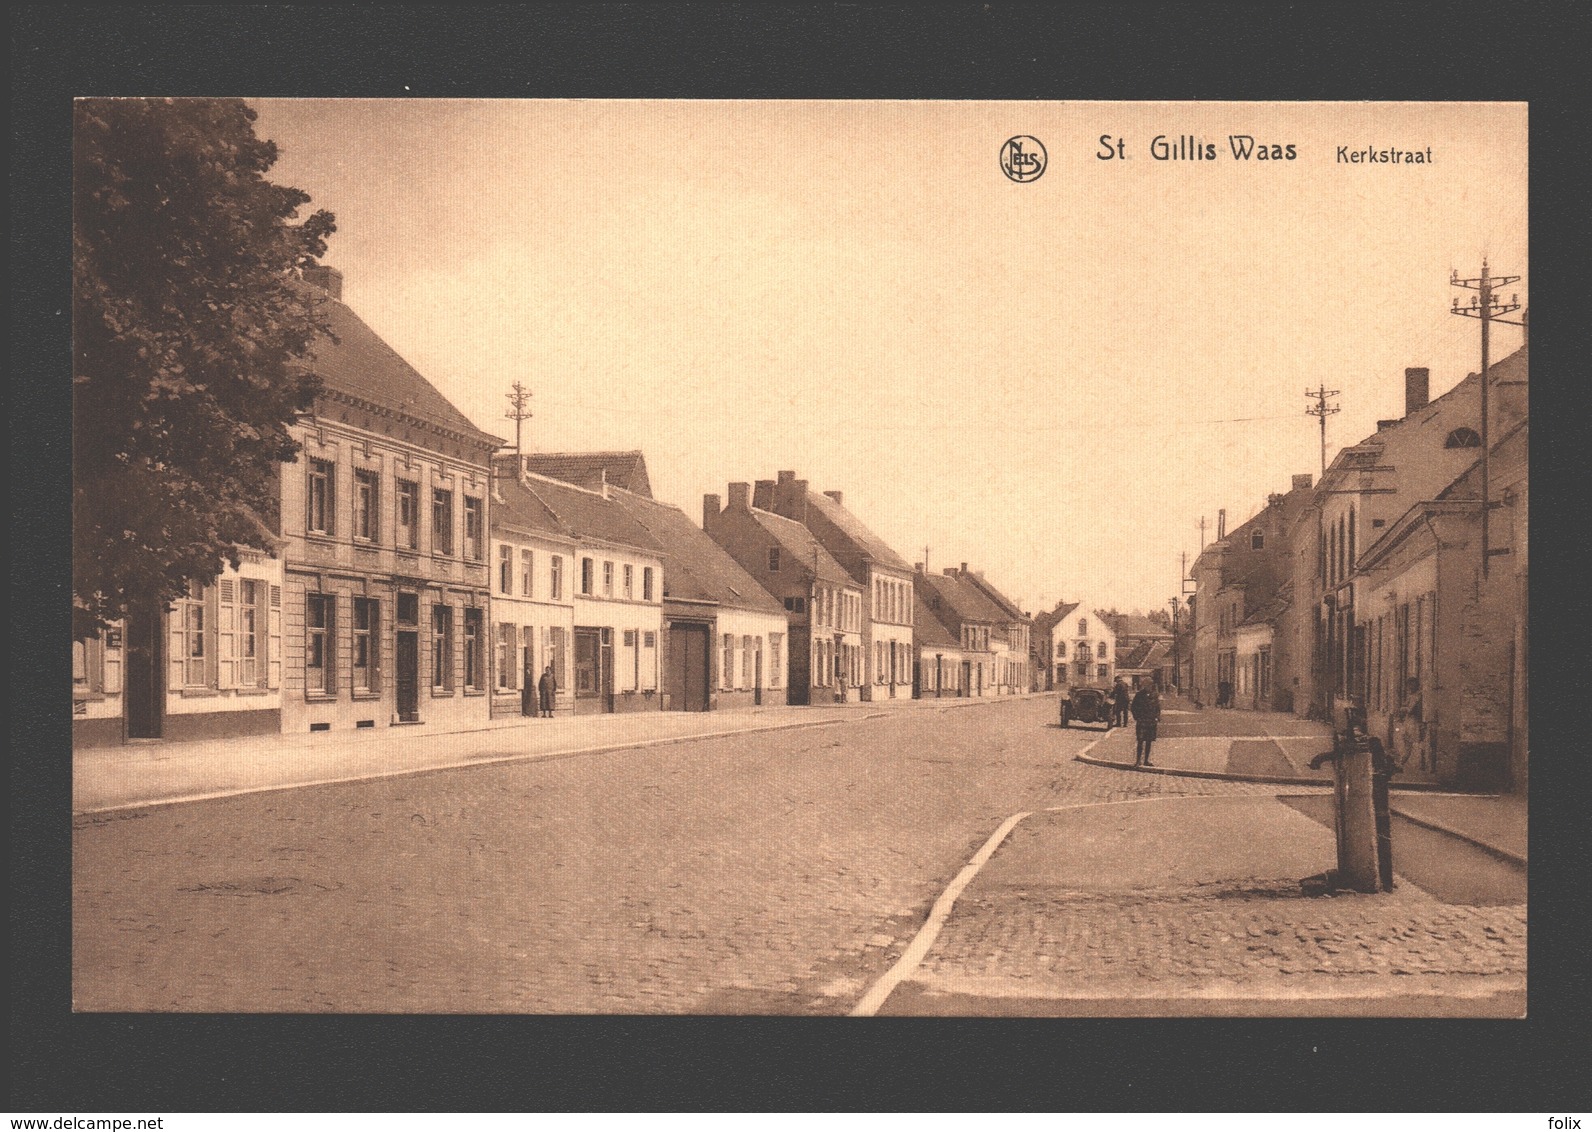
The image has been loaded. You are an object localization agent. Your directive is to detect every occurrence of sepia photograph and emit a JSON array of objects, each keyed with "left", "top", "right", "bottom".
[{"left": 66, "top": 97, "right": 1530, "bottom": 1022}]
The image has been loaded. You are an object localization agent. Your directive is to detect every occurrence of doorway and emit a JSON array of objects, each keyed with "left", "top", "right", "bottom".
[
  {"left": 666, "top": 623, "right": 710, "bottom": 711},
  {"left": 521, "top": 628, "right": 536, "bottom": 716}
]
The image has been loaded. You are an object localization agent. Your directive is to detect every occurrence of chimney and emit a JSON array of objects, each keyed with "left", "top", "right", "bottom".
[
  {"left": 1404, "top": 367, "right": 1430, "bottom": 416},
  {"left": 943, "top": 567, "right": 957, "bottom": 577},
  {"left": 1217, "top": 509, "right": 1227, "bottom": 539},
  {"left": 1292, "top": 473, "right": 1313, "bottom": 491},
  {"left": 753, "top": 479, "right": 775, "bottom": 510},
  {"left": 824, "top": 490, "right": 844, "bottom": 506},
  {"left": 1377, "top": 419, "right": 1400, "bottom": 431},
  {"left": 914, "top": 562, "right": 925, "bottom": 574},
  {"left": 600, "top": 468, "right": 610, "bottom": 499},
  {"left": 1267, "top": 493, "right": 1283, "bottom": 508},
  {"left": 703, "top": 493, "right": 721, "bottom": 527},
  {"left": 727, "top": 482, "right": 750, "bottom": 512},
  {"left": 777, "top": 470, "right": 796, "bottom": 485},
  {"left": 302, "top": 263, "right": 343, "bottom": 299}
]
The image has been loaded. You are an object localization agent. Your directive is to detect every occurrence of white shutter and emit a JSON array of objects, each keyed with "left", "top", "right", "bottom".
[
  {"left": 268, "top": 584, "right": 283, "bottom": 689},
  {"left": 217, "top": 579, "right": 237, "bottom": 689}
]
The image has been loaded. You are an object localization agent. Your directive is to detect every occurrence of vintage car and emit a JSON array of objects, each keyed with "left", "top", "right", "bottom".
[{"left": 1059, "top": 685, "right": 1114, "bottom": 729}]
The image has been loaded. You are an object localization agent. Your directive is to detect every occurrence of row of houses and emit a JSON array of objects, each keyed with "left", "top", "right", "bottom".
[
  {"left": 73, "top": 267, "right": 1035, "bottom": 747},
  {"left": 1189, "top": 338, "right": 1529, "bottom": 792}
]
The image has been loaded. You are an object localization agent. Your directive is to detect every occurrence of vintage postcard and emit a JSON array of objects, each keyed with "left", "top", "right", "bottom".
[{"left": 71, "top": 98, "right": 1527, "bottom": 1019}]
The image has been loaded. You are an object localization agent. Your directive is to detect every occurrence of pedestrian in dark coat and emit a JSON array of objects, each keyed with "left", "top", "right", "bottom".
[
  {"left": 538, "top": 664, "right": 557, "bottom": 718},
  {"left": 1112, "top": 679, "right": 1132, "bottom": 727},
  {"left": 1131, "top": 681, "right": 1162, "bottom": 766}
]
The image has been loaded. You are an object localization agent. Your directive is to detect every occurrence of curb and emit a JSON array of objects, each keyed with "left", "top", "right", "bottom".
[
  {"left": 74, "top": 712, "right": 888, "bottom": 816},
  {"left": 1385, "top": 806, "right": 1527, "bottom": 867},
  {"left": 1073, "top": 751, "right": 1471, "bottom": 793}
]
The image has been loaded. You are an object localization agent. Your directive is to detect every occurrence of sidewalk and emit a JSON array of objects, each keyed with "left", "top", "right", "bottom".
[
  {"left": 1072, "top": 703, "right": 1527, "bottom": 865},
  {"left": 73, "top": 691, "right": 1037, "bottom": 814},
  {"left": 869, "top": 794, "right": 1526, "bottom": 1017}
]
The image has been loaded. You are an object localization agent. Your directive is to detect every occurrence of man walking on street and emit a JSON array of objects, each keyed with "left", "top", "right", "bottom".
[
  {"left": 538, "top": 663, "right": 558, "bottom": 719},
  {"left": 1132, "top": 679, "right": 1162, "bottom": 767},
  {"left": 1112, "top": 678, "right": 1132, "bottom": 728}
]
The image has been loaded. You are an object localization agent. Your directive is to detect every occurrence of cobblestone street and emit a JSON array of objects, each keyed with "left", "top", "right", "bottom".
[
  {"left": 74, "top": 697, "right": 1524, "bottom": 1016},
  {"left": 74, "top": 696, "right": 1284, "bottom": 1013}
]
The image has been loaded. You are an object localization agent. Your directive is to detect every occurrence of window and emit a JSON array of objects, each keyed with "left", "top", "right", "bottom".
[
  {"left": 1251, "top": 529, "right": 1264, "bottom": 551},
  {"left": 769, "top": 633, "right": 782, "bottom": 687},
  {"left": 463, "top": 497, "right": 483, "bottom": 560},
  {"left": 179, "top": 580, "right": 207, "bottom": 687},
  {"left": 622, "top": 629, "right": 638, "bottom": 691},
  {"left": 1076, "top": 641, "right": 1090, "bottom": 660},
  {"left": 497, "top": 623, "right": 517, "bottom": 689},
  {"left": 499, "top": 545, "right": 514, "bottom": 594},
  {"left": 236, "top": 580, "right": 261, "bottom": 687},
  {"left": 1057, "top": 642, "right": 1066, "bottom": 659},
  {"left": 352, "top": 470, "right": 378, "bottom": 542},
  {"left": 549, "top": 626, "right": 568, "bottom": 688},
  {"left": 722, "top": 634, "right": 735, "bottom": 691},
  {"left": 306, "top": 593, "right": 333, "bottom": 695},
  {"left": 623, "top": 564, "right": 634, "bottom": 600},
  {"left": 353, "top": 597, "right": 378, "bottom": 692},
  {"left": 1097, "top": 641, "right": 1108, "bottom": 659},
  {"left": 876, "top": 641, "right": 886, "bottom": 684},
  {"left": 1445, "top": 427, "right": 1482, "bottom": 449},
  {"left": 581, "top": 557, "right": 594, "bottom": 595},
  {"left": 1098, "top": 664, "right": 1109, "bottom": 679},
  {"left": 463, "top": 608, "right": 484, "bottom": 690},
  {"left": 784, "top": 596, "right": 805, "bottom": 613},
  {"left": 396, "top": 480, "right": 419, "bottom": 550},
  {"left": 768, "top": 547, "right": 780, "bottom": 571},
  {"left": 643, "top": 566, "right": 654, "bottom": 601},
  {"left": 520, "top": 549, "right": 533, "bottom": 597},
  {"left": 550, "top": 556, "right": 563, "bottom": 600},
  {"left": 307, "top": 460, "right": 334, "bottom": 536},
  {"left": 432, "top": 488, "right": 454, "bottom": 555},
  {"left": 1078, "top": 618, "right": 1087, "bottom": 636},
  {"left": 603, "top": 561, "right": 614, "bottom": 597},
  {"left": 431, "top": 604, "right": 453, "bottom": 689}
]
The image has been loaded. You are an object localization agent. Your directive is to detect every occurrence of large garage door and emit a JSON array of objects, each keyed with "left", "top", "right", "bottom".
[{"left": 666, "top": 623, "right": 710, "bottom": 711}]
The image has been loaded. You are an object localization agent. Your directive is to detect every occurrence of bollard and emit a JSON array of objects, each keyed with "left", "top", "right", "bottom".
[{"left": 1338, "top": 737, "right": 1381, "bottom": 893}]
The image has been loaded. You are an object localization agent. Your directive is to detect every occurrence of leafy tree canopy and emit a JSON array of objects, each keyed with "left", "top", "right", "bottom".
[{"left": 74, "top": 98, "right": 335, "bottom": 636}]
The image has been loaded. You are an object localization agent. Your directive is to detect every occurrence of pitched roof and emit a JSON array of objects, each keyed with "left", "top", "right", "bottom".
[
  {"left": 304, "top": 296, "right": 502, "bottom": 447},
  {"left": 523, "top": 451, "right": 652, "bottom": 498},
  {"left": 1102, "top": 612, "right": 1172, "bottom": 639},
  {"left": 913, "top": 592, "right": 961, "bottom": 649},
  {"left": 609, "top": 490, "right": 783, "bottom": 614},
  {"left": 803, "top": 491, "right": 913, "bottom": 572},
  {"left": 519, "top": 474, "right": 662, "bottom": 555},
  {"left": 918, "top": 571, "right": 1007, "bottom": 626},
  {"left": 1031, "top": 600, "right": 1079, "bottom": 638},
  {"left": 746, "top": 506, "right": 855, "bottom": 587},
  {"left": 962, "top": 571, "right": 1027, "bottom": 621},
  {"left": 494, "top": 476, "right": 574, "bottom": 541}
]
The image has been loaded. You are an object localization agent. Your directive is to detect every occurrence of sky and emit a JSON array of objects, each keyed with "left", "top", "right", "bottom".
[{"left": 250, "top": 99, "right": 1527, "bottom": 617}]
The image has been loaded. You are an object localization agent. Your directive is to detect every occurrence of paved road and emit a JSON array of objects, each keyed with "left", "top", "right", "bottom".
[{"left": 73, "top": 696, "right": 1276, "bottom": 1013}]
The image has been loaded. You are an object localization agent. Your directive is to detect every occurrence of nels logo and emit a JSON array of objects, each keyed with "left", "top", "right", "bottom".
[{"left": 1000, "top": 136, "right": 1047, "bottom": 183}]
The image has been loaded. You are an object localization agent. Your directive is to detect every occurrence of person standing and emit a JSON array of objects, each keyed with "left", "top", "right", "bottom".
[
  {"left": 538, "top": 663, "right": 558, "bottom": 719},
  {"left": 1132, "top": 680, "right": 1162, "bottom": 767},
  {"left": 1112, "top": 678, "right": 1132, "bottom": 727}
]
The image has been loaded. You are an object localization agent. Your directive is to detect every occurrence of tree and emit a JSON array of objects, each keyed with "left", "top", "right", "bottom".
[{"left": 73, "top": 98, "right": 335, "bottom": 636}]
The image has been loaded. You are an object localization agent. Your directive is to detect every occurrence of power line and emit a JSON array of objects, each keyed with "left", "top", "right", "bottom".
[
  {"left": 1450, "top": 259, "right": 1522, "bottom": 579},
  {"left": 1304, "top": 385, "right": 1340, "bottom": 477}
]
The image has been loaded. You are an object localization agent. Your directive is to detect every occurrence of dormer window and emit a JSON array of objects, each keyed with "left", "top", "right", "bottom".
[
  {"left": 1251, "top": 530, "right": 1265, "bottom": 551},
  {"left": 1445, "top": 427, "right": 1482, "bottom": 449}
]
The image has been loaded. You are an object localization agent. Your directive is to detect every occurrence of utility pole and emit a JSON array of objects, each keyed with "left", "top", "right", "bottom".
[
  {"left": 1168, "top": 596, "right": 1182, "bottom": 693},
  {"left": 1451, "top": 260, "right": 1523, "bottom": 579},
  {"left": 1197, "top": 516, "right": 1207, "bottom": 551},
  {"left": 505, "top": 382, "right": 534, "bottom": 458},
  {"left": 1305, "top": 385, "right": 1341, "bottom": 477},
  {"left": 922, "top": 545, "right": 930, "bottom": 574}
]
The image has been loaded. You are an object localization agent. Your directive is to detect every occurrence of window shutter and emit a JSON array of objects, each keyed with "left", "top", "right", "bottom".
[
  {"left": 217, "top": 579, "right": 237, "bottom": 689},
  {"left": 205, "top": 584, "right": 221, "bottom": 688},
  {"left": 268, "top": 585, "right": 283, "bottom": 689},
  {"left": 168, "top": 605, "right": 186, "bottom": 691}
]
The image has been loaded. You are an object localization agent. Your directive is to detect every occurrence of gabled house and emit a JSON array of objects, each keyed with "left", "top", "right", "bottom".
[
  {"left": 949, "top": 565, "right": 1032, "bottom": 694},
  {"left": 1028, "top": 600, "right": 1079, "bottom": 691},
  {"left": 514, "top": 469, "right": 666, "bottom": 714},
  {"left": 487, "top": 458, "right": 579, "bottom": 718},
  {"left": 610, "top": 485, "right": 789, "bottom": 711},
  {"left": 1103, "top": 612, "right": 1176, "bottom": 691},
  {"left": 703, "top": 483, "right": 862, "bottom": 705},
  {"left": 1050, "top": 606, "right": 1117, "bottom": 690},
  {"left": 913, "top": 589, "right": 969, "bottom": 697},
  {"left": 914, "top": 568, "right": 1007, "bottom": 697},
  {"left": 756, "top": 471, "right": 916, "bottom": 700}
]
